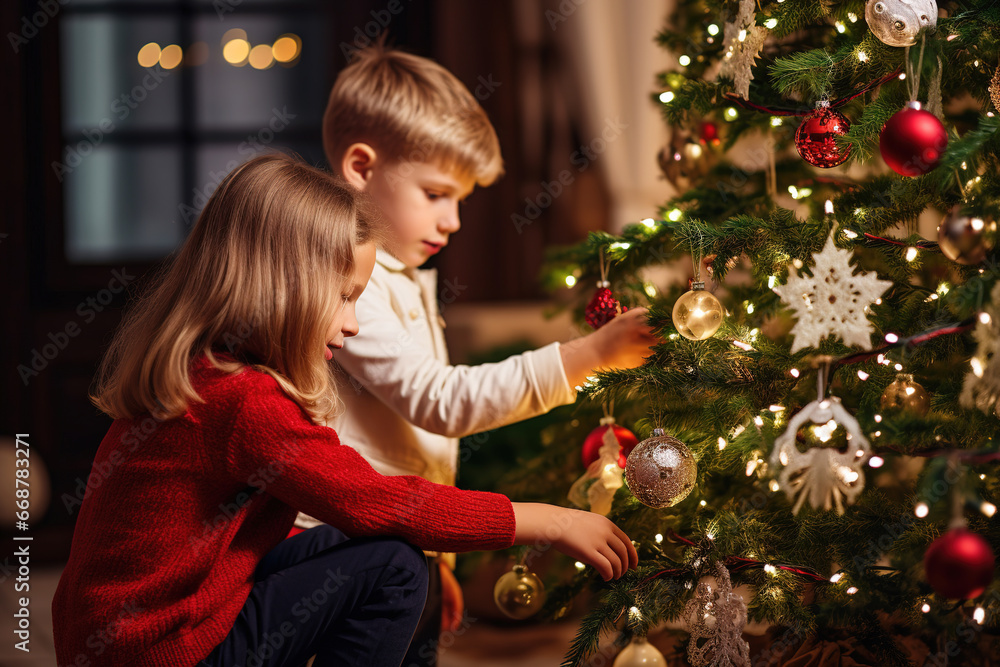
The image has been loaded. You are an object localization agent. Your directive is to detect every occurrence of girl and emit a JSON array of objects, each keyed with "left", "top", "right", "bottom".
[{"left": 53, "top": 153, "right": 638, "bottom": 667}]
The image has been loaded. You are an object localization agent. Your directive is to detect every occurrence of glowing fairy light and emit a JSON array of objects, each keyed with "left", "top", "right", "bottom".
[
  {"left": 905, "top": 247, "right": 918, "bottom": 262},
  {"left": 575, "top": 561, "right": 586, "bottom": 570},
  {"left": 857, "top": 370, "right": 869, "bottom": 380},
  {"left": 869, "top": 456, "right": 884, "bottom": 468},
  {"left": 857, "top": 50, "right": 868, "bottom": 62},
  {"left": 764, "top": 18, "right": 778, "bottom": 29},
  {"left": 830, "top": 573, "right": 843, "bottom": 583},
  {"left": 770, "top": 116, "right": 782, "bottom": 126},
  {"left": 679, "top": 55, "right": 691, "bottom": 66},
  {"left": 659, "top": 91, "right": 675, "bottom": 104},
  {"left": 982, "top": 502, "right": 997, "bottom": 518},
  {"left": 754, "top": 416, "right": 764, "bottom": 427},
  {"left": 641, "top": 217, "right": 657, "bottom": 228},
  {"left": 718, "top": 437, "right": 727, "bottom": 450},
  {"left": 921, "top": 602, "right": 931, "bottom": 613},
  {"left": 974, "top": 607, "right": 985, "bottom": 624},
  {"left": 915, "top": 503, "right": 929, "bottom": 518},
  {"left": 885, "top": 333, "right": 899, "bottom": 344},
  {"left": 846, "top": 586, "right": 858, "bottom": 595},
  {"left": 971, "top": 357, "right": 985, "bottom": 378},
  {"left": 564, "top": 274, "right": 577, "bottom": 287},
  {"left": 979, "top": 312, "right": 992, "bottom": 325},
  {"left": 668, "top": 208, "right": 683, "bottom": 221},
  {"left": 790, "top": 368, "right": 800, "bottom": 378},
  {"left": 707, "top": 23, "right": 720, "bottom": 36},
  {"left": 655, "top": 533, "right": 663, "bottom": 544}
]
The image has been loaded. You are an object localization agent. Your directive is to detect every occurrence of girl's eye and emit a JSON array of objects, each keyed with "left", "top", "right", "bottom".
[{"left": 425, "top": 191, "right": 443, "bottom": 201}]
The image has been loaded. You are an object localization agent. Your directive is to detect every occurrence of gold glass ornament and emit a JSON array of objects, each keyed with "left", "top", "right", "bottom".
[
  {"left": 613, "top": 636, "right": 667, "bottom": 667},
  {"left": 624, "top": 428, "right": 697, "bottom": 508},
  {"left": 938, "top": 206, "right": 992, "bottom": 265},
  {"left": 493, "top": 564, "right": 546, "bottom": 619},
  {"left": 880, "top": 373, "right": 931, "bottom": 417},
  {"left": 672, "top": 282, "right": 724, "bottom": 340}
]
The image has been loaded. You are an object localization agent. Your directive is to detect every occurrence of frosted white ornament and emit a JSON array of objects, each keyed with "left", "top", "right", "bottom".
[
  {"left": 568, "top": 424, "right": 624, "bottom": 516},
  {"left": 681, "top": 563, "right": 750, "bottom": 667},
  {"left": 769, "top": 396, "right": 871, "bottom": 514},
  {"left": 773, "top": 234, "right": 892, "bottom": 353},
  {"left": 613, "top": 636, "right": 667, "bottom": 667},
  {"left": 865, "top": 0, "right": 937, "bottom": 48},
  {"left": 961, "top": 282, "right": 1000, "bottom": 416}
]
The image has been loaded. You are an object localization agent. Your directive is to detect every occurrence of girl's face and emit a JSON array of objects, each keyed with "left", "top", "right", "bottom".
[{"left": 325, "top": 242, "right": 377, "bottom": 360}]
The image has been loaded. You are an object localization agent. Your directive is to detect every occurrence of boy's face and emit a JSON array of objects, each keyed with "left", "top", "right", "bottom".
[
  {"left": 325, "top": 242, "right": 377, "bottom": 360},
  {"left": 365, "top": 160, "right": 475, "bottom": 269}
]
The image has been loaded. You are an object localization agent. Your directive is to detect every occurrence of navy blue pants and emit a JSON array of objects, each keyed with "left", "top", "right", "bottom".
[{"left": 199, "top": 525, "right": 429, "bottom": 667}]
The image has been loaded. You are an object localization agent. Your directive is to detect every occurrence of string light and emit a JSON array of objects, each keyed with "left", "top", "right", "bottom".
[
  {"left": 159, "top": 44, "right": 183, "bottom": 69},
  {"left": 770, "top": 116, "right": 783, "bottom": 126},
  {"left": 575, "top": 561, "right": 586, "bottom": 571},
  {"left": 272, "top": 34, "right": 302, "bottom": 64},
  {"left": 905, "top": 247, "right": 918, "bottom": 262},
  {"left": 629, "top": 606, "right": 643, "bottom": 622},
  {"left": 763, "top": 564, "right": 777, "bottom": 575},
  {"left": 641, "top": 217, "right": 657, "bottom": 228},
  {"left": 874, "top": 414, "right": 882, "bottom": 423},
  {"left": 644, "top": 283, "right": 657, "bottom": 297},
  {"left": 769, "top": 480, "right": 780, "bottom": 492},
  {"left": 979, "top": 312, "right": 992, "bottom": 325},
  {"left": 724, "top": 106, "right": 739, "bottom": 121},
  {"left": 764, "top": 18, "right": 778, "bottom": 29},
  {"left": 857, "top": 370, "right": 869, "bottom": 380},
  {"left": 718, "top": 437, "right": 728, "bottom": 450},
  {"left": 974, "top": 607, "right": 985, "bottom": 624},
  {"left": 707, "top": 23, "right": 720, "bottom": 36},
  {"left": 738, "top": 29, "right": 747, "bottom": 41},
  {"left": 915, "top": 502, "right": 929, "bottom": 518},
  {"left": 790, "top": 368, "right": 800, "bottom": 378},
  {"left": 679, "top": 55, "right": 691, "bottom": 66},
  {"left": 899, "top": 73, "right": 906, "bottom": 80},
  {"left": 885, "top": 333, "right": 899, "bottom": 344},
  {"left": 137, "top": 42, "right": 161, "bottom": 68},
  {"left": 857, "top": 50, "right": 868, "bottom": 62},
  {"left": 971, "top": 357, "right": 984, "bottom": 378},
  {"left": 769, "top": 405, "right": 785, "bottom": 412},
  {"left": 847, "top": 12, "right": 858, "bottom": 22},
  {"left": 835, "top": 21, "right": 846, "bottom": 33},
  {"left": 754, "top": 416, "right": 765, "bottom": 427},
  {"left": 869, "top": 456, "right": 884, "bottom": 468},
  {"left": 655, "top": 533, "right": 664, "bottom": 543},
  {"left": 846, "top": 586, "right": 859, "bottom": 595},
  {"left": 921, "top": 602, "right": 931, "bottom": 613},
  {"left": 767, "top": 275, "right": 778, "bottom": 289},
  {"left": 659, "top": 91, "right": 675, "bottom": 104},
  {"left": 982, "top": 502, "right": 997, "bottom": 518},
  {"left": 830, "top": 572, "right": 843, "bottom": 583},
  {"left": 825, "top": 200, "right": 834, "bottom": 215},
  {"left": 564, "top": 275, "right": 577, "bottom": 287},
  {"left": 610, "top": 242, "right": 631, "bottom": 250},
  {"left": 700, "top": 499, "right": 708, "bottom": 506},
  {"left": 667, "top": 208, "right": 683, "bottom": 221}
]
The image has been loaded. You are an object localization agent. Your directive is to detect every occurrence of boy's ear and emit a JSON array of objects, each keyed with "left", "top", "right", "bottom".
[{"left": 341, "top": 143, "right": 378, "bottom": 191}]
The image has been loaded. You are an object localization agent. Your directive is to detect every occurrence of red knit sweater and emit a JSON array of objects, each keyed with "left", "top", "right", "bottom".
[{"left": 52, "top": 353, "right": 516, "bottom": 667}]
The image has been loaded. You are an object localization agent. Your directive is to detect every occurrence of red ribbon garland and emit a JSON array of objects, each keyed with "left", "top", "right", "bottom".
[
  {"left": 831, "top": 316, "right": 977, "bottom": 370},
  {"left": 723, "top": 69, "right": 904, "bottom": 117}
]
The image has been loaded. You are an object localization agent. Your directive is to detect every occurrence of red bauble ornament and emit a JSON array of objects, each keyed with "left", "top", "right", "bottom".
[
  {"left": 584, "top": 281, "right": 626, "bottom": 329},
  {"left": 880, "top": 102, "right": 948, "bottom": 177},
  {"left": 699, "top": 121, "right": 720, "bottom": 146},
  {"left": 794, "top": 106, "right": 852, "bottom": 168},
  {"left": 923, "top": 527, "right": 995, "bottom": 599},
  {"left": 581, "top": 418, "right": 640, "bottom": 469}
]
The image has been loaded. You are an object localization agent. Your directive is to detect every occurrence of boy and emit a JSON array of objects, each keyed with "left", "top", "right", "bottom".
[{"left": 300, "top": 43, "right": 658, "bottom": 665}]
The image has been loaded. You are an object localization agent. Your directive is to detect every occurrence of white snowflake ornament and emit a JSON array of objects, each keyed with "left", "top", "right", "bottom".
[
  {"left": 773, "top": 234, "right": 892, "bottom": 353},
  {"left": 720, "top": 0, "right": 769, "bottom": 99}
]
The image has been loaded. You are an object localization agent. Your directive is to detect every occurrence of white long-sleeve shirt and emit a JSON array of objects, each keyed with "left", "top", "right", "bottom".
[{"left": 296, "top": 250, "right": 578, "bottom": 551}]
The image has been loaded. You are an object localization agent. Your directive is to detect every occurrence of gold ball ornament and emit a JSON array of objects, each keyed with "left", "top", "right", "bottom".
[
  {"left": 991, "top": 66, "right": 1000, "bottom": 114},
  {"left": 613, "top": 636, "right": 667, "bottom": 667},
  {"left": 493, "top": 564, "right": 546, "bottom": 619},
  {"left": 672, "top": 282, "right": 724, "bottom": 341},
  {"left": 624, "top": 429, "right": 697, "bottom": 508},
  {"left": 880, "top": 374, "right": 931, "bottom": 417},
  {"left": 938, "top": 206, "right": 992, "bottom": 265}
]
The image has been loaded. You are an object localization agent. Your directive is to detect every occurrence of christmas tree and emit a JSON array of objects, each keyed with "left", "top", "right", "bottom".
[{"left": 494, "top": 1, "right": 1000, "bottom": 664}]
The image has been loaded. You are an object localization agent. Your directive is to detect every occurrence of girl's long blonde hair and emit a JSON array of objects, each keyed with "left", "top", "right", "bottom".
[{"left": 91, "top": 153, "right": 380, "bottom": 424}]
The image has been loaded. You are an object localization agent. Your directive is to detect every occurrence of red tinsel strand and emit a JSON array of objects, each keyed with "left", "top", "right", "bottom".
[
  {"left": 831, "top": 317, "right": 976, "bottom": 370},
  {"left": 861, "top": 232, "right": 940, "bottom": 251}
]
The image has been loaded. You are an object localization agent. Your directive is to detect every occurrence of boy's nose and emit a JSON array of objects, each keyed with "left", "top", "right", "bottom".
[{"left": 438, "top": 207, "right": 461, "bottom": 234}]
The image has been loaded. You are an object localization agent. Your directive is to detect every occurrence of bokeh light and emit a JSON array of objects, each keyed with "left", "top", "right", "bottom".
[
  {"left": 159, "top": 44, "right": 183, "bottom": 69},
  {"left": 248, "top": 44, "right": 274, "bottom": 70},
  {"left": 223, "top": 38, "right": 251, "bottom": 66},
  {"left": 272, "top": 34, "right": 301, "bottom": 64},
  {"left": 137, "top": 42, "right": 161, "bottom": 68}
]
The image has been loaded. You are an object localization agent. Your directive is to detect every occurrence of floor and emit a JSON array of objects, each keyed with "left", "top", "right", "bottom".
[{"left": 0, "top": 567, "right": 622, "bottom": 667}]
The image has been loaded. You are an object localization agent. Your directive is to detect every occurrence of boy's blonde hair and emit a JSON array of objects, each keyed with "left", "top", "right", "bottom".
[
  {"left": 91, "top": 153, "right": 381, "bottom": 424},
  {"left": 323, "top": 42, "right": 503, "bottom": 186}
]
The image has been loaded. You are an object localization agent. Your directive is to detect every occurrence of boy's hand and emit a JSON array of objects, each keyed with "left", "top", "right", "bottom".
[
  {"left": 439, "top": 560, "right": 464, "bottom": 633},
  {"left": 560, "top": 308, "right": 659, "bottom": 388},
  {"left": 511, "top": 503, "right": 638, "bottom": 581}
]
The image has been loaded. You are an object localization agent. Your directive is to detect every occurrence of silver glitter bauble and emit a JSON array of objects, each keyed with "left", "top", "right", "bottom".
[
  {"left": 624, "top": 429, "right": 697, "bottom": 508},
  {"left": 865, "top": 0, "right": 937, "bottom": 48}
]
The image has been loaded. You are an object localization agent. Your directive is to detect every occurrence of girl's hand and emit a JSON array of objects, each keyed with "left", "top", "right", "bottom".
[
  {"left": 511, "top": 503, "right": 638, "bottom": 581},
  {"left": 438, "top": 561, "right": 464, "bottom": 633}
]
